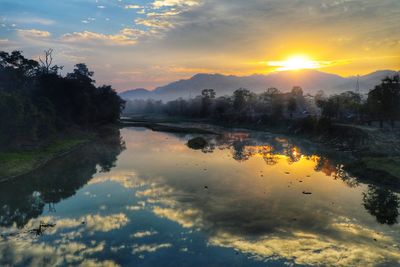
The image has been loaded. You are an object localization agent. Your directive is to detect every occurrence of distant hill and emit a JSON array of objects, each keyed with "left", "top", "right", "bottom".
[
  {"left": 119, "top": 69, "right": 399, "bottom": 101},
  {"left": 119, "top": 88, "right": 151, "bottom": 100}
]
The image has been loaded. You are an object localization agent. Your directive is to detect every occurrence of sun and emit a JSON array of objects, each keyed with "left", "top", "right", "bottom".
[{"left": 268, "top": 55, "right": 321, "bottom": 71}]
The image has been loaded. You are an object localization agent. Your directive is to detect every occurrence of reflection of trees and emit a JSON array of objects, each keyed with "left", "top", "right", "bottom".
[
  {"left": 231, "top": 140, "right": 251, "bottom": 162},
  {"left": 363, "top": 185, "right": 399, "bottom": 225},
  {"left": 186, "top": 133, "right": 307, "bottom": 167},
  {"left": 0, "top": 128, "right": 125, "bottom": 228},
  {"left": 201, "top": 144, "right": 215, "bottom": 153},
  {"left": 314, "top": 157, "right": 338, "bottom": 177},
  {"left": 285, "top": 145, "right": 302, "bottom": 164},
  {"left": 333, "top": 164, "right": 359, "bottom": 187},
  {"left": 263, "top": 154, "right": 278, "bottom": 165}
]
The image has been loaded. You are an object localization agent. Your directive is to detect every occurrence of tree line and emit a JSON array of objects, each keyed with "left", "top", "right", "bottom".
[
  {"left": 0, "top": 50, "right": 125, "bottom": 148},
  {"left": 124, "top": 75, "right": 400, "bottom": 130}
]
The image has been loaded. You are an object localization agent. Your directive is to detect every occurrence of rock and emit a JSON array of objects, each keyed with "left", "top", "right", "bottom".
[{"left": 187, "top": 137, "right": 207, "bottom": 150}]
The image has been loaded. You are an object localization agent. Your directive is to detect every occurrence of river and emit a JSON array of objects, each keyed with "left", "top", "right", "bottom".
[{"left": 0, "top": 127, "right": 399, "bottom": 267}]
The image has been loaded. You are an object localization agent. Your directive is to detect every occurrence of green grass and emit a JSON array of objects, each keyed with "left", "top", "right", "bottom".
[{"left": 0, "top": 138, "right": 89, "bottom": 179}]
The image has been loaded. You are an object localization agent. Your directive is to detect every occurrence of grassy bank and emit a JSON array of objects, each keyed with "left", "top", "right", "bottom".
[{"left": 0, "top": 136, "right": 91, "bottom": 181}]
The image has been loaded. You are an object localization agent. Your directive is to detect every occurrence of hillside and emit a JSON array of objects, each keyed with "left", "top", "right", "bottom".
[{"left": 120, "top": 69, "right": 398, "bottom": 101}]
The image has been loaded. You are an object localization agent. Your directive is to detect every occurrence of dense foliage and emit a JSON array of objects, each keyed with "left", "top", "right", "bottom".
[
  {"left": 0, "top": 50, "right": 125, "bottom": 148},
  {"left": 124, "top": 75, "right": 400, "bottom": 130}
]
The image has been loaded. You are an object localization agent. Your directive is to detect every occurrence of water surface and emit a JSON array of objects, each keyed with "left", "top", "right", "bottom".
[{"left": 0, "top": 127, "right": 399, "bottom": 267}]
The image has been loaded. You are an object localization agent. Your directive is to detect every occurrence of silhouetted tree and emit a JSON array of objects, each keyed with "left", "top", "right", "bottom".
[
  {"left": 367, "top": 75, "right": 400, "bottom": 128},
  {"left": 291, "top": 86, "right": 303, "bottom": 97},
  {"left": 0, "top": 50, "right": 125, "bottom": 148},
  {"left": 287, "top": 97, "right": 297, "bottom": 118},
  {"left": 233, "top": 88, "right": 252, "bottom": 111},
  {"left": 201, "top": 88, "right": 216, "bottom": 117}
]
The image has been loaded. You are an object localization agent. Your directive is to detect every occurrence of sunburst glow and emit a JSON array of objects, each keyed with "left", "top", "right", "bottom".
[{"left": 268, "top": 56, "right": 321, "bottom": 71}]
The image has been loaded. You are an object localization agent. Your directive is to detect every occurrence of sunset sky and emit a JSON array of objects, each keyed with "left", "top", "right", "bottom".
[{"left": 0, "top": 0, "right": 399, "bottom": 91}]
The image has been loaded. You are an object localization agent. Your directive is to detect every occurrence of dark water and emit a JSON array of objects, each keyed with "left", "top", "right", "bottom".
[{"left": 0, "top": 127, "right": 399, "bottom": 267}]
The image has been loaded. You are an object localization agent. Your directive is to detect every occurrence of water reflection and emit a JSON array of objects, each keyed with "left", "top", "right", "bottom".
[
  {"left": 0, "top": 127, "right": 399, "bottom": 267},
  {"left": 186, "top": 131, "right": 400, "bottom": 227},
  {"left": 0, "top": 128, "right": 125, "bottom": 227},
  {"left": 363, "top": 185, "right": 400, "bottom": 225},
  {"left": 187, "top": 133, "right": 358, "bottom": 184}
]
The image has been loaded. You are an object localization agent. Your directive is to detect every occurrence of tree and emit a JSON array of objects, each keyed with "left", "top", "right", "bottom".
[
  {"left": 265, "top": 87, "right": 280, "bottom": 96},
  {"left": 367, "top": 75, "right": 400, "bottom": 128},
  {"left": 96, "top": 85, "right": 126, "bottom": 123},
  {"left": 214, "top": 96, "right": 231, "bottom": 119},
  {"left": 67, "top": 63, "right": 95, "bottom": 85},
  {"left": 287, "top": 97, "right": 297, "bottom": 118},
  {"left": 0, "top": 50, "right": 125, "bottom": 148},
  {"left": 39, "top": 49, "right": 63, "bottom": 74},
  {"left": 0, "top": 51, "right": 39, "bottom": 91},
  {"left": 233, "top": 88, "right": 253, "bottom": 111},
  {"left": 201, "top": 89, "right": 216, "bottom": 116},
  {"left": 291, "top": 86, "right": 303, "bottom": 97}
]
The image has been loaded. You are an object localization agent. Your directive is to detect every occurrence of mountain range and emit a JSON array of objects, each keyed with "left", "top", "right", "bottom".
[{"left": 119, "top": 69, "right": 398, "bottom": 101}]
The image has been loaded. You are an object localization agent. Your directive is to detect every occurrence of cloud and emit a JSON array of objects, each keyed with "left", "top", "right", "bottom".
[
  {"left": 126, "top": 205, "right": 143, "bottom": 211},
  {"left": 152, "top": 0, "right": 200, "bottom": 9},
  {"left": 135, "top": 18, "right": 173, "bottom": 29},
  {"left": 83, "top": 213, "right": 129, "bottom": 233},
  {"left": 88, "top": 171, "right": 144, "bottom": 189},
  {"left": 79, "top": 259, "right": 120, "bottom": 267},
  {"left": 152, "top": 207, "right": 201, "bottom": 228},
  {"left": 79, "top": 259, "right": 121, "bottom": 267},
  {"left": 60, "top": 29, "right": 144, "bottom": 46},
  {"left": 23, "top": 213, "right": 130, "bottom": 234},
  {"left": 208, "top": 229, "right": 400, "bottom": 267},
  {"left": 131, "top": 230, "right": 158, "bottom": 238},
  {"left": 17, "top": 29, "right": 51, "bottom": 38},
  {"left": 132, "top": 243, "right": 172, "bottom": 254},
  {"left": 0, "top": 238, "right": 118, "bottom": 267},
  {"left": 12, "top": 17, "right": 56, "bottom": 26},
  {"left": 125, "top": 5, "right": 142, "bottom": 9},
  {"left": 3, "top": 0, "right": 399, "bottom": 90},
  {"left": 0, "top": 212, "right": 127, "bottom": 266}
]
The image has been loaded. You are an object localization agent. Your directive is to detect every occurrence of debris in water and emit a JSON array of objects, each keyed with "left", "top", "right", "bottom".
[
  {"left": 302, "top": 191, "right": 312, "bottom": 195},
  {"left": 29, "top": 221, "right": 56, "bottom": 236},
  {"left": 204, "top": 186, "right": 208, "bottom": 189}
]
